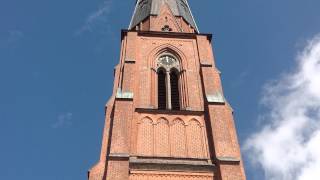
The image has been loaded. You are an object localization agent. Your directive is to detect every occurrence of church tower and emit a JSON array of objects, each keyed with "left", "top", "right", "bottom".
[{"left": 88, "top": 0, "right": 246, "bottom": 179}]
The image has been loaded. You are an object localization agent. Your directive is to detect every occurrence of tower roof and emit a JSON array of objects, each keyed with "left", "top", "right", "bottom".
[{"left": 129, "top": 0, "right": 199, "bottom": 32}]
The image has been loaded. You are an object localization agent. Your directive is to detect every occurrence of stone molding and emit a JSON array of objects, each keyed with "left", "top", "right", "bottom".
[
  {"left": 216, "top": 156, "right": 240, "bottom": 163},
  {"left": 116, "top": 88, "right": 134, "bottom": 100},
  {"left": 206, "top": 92, "right": 225, "bottom": 104},
  {"left": 129, "top": 156, "right": 216, "bottom": 173}
]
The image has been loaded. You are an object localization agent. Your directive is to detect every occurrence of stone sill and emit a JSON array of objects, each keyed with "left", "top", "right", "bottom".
[{"left": 129, "top": 156, "right": 215, "bottom": 173}]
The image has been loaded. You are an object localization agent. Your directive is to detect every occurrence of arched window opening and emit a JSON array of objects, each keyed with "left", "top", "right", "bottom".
[
  {"left": 158, "top": 69, "right": 167, "bottom": 110},
  {"left": 157, "top": 54, "right": 181, "bottom": 110},
  {"left": 170, "top": 70, "right": 180, "bottom": 110}
]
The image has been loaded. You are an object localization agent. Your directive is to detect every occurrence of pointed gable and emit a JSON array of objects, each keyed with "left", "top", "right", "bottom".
[
  {"left": 153, "top": 2, "right": 183, "bottom": 32},
  {"left": 129, "top": 0, "right": 198, "bottom": 32}
]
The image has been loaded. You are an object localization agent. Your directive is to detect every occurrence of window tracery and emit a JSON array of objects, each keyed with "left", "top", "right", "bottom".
[
  {"left": 157, "top": 54, "right": 181, "bottom": 110},
  {"left": 157, "top": 54, "right": 179, "bottom": 70}
]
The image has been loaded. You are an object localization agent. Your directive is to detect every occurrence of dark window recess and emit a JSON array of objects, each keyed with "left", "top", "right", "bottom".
[
  {"left": 158, "top": 70, "right": 167, "bottom": 110},
  {"left": 162, "top": 25, "right": 172, "bottom": 32},
  {"left": 170, "top": 71, "right": 180, "bottom": 110}
]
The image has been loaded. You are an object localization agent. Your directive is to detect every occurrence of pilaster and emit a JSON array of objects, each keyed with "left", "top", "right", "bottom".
[
  {"left": 200, "top": 64, "right": 246, "bottom": 180},
  {"left": 105, "top": 96, "right": 133, "bottom": 180}
]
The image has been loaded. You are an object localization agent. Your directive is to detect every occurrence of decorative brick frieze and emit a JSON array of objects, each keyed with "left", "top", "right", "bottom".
[{"left": 132, "top": 112, "right": 210, "bottom": 160}]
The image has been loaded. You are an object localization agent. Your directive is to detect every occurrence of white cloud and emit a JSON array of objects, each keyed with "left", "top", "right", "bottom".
[
  {"left": 244, "top": 35, "right": 320, "bottom": 180},
  {"left": 0, "top": 30, "right": 24, "bottom": 48},
  {"left": 75, "top": 0, "right": 113, "bottom": 35},
  {"left": 231, "top": 70, "right": 250, "bottom": 88},
  {"left": 7, "top": 30, "right": 24, "bottom": 43},
  {"left": 52, "top": 112, "right": 73, "bottom": 128}
]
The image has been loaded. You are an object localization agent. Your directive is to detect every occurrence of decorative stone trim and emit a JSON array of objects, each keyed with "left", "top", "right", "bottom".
[
  {"left": 216, "top": 156, "right": 240, "bottom": 164},
  {"left": 108, "top": 153, "right": 130, "bottom": 160},
  {"left": 116, "top": 88, "right": 134, "bottom": 100},
  {"left": 109, "top": 153, "right": 130, "bottom": 158},
  {"left": 217, "top": 156, "right": 240, "bottom": 162},
  {"left": 137, "top": 105, "right": 156, "bottom": 109},
  {"left": 129, "top": 156, "right": 216, "bottom": 173},
  {"left": 206, "top": 92, "right": 225, "bottom": 104}
]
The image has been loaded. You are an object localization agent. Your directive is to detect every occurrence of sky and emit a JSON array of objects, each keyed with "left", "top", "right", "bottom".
[{"left": 0, "top": 0, "right": 320, "bottom": 179}]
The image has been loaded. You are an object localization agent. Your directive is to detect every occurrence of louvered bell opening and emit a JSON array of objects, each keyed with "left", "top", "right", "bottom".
[
  {"left": 170, "top": 71, "right": 180, "bottom": 110},
  {"left": 158, "top": 70, "right": 167, "bottom": 110}
]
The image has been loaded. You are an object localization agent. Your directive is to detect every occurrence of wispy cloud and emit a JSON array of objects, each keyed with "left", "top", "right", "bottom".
[
  {"left": 231, "top": 70, "right": 250, "bottom": 88},
  {"left": 75, "top": 0, "right": 113, "bottom": 35},
  {"left": 52, "top": 112, "right": 73, "bottom": 129},
  {"left": 244, "top": 35, "right": 320, "bottom": 180},
  {"left": 7, "top": 30, "right": 24, "bottom": 43},
  {"left": 0, "top": 30, "right": 24, "bottom": 48}
]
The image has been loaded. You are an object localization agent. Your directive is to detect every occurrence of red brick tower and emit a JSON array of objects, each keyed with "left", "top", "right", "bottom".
[{"left": 88, "top": 0, "right": 246, "bottom": 179}]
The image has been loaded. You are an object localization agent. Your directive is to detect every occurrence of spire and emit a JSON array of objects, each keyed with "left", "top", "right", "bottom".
[{"left": 129, "top": 0, "right": 199, "bottom": 32}]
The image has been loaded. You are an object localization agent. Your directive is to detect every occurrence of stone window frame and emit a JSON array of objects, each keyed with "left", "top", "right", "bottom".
[
  {"left": 149, "top": 46, "right": 190, "bottom": 110},
  {"left": 156, "top": 53, "right": 181, "bottom": 110}
]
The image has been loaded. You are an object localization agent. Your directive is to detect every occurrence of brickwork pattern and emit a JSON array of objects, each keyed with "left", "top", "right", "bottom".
[
  {"left": 219, "top": 164, "right": 244, "bottom": 180},
  {"left": 137, "top": 117, "right": 153, "bottom": 156},
  {"left": 106, "top": 160, "right": 129, "bottom": 180},
  {"left": 135, "top": 114, "right": 209, "bottom": 159},
  {"left": 154, "top": 118, "right": 170, "bottom": 156},
  {"left": 187, "top": 119, "right": 206, "bottom": 158},
  {"left": 88, "top": 162, "right": 105, "bottom": 180},
  {"left": 110, "top": 100, "right": 133, "bottom": 154},
  {"left": 170, "top": 119, "right": 187, "bottom": 157},
  {"left": 130, "top": 171, "right": 214, "bottom": 180},
  {"left": 208, "top": 105, "right": 237, "bottom": 158}
]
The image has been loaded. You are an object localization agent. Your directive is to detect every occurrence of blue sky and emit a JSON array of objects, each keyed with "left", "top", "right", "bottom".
[{"left": 1, "top": 0, "right": 320, "bottom": 179}]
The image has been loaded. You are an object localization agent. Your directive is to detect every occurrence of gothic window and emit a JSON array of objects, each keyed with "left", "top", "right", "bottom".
[
  {"left": 158, "top": 69, "right": 167, "bottom": 110},
  {"left": 157, "top": 54, "right": 181, "bottom": 110},
  {"left": 170, "top": 70, "right": 180, "bottom": 110}
]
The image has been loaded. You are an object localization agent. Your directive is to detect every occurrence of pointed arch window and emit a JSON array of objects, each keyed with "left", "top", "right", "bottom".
[
  {"left": 170, "top": 70, "right": 180, "bottom": 110},
  {"left": 157, "top": 54, "right": 181, "bottom": 110},
  {"left": 158, "top": 68, "right": 167, "bottom": 110}
]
